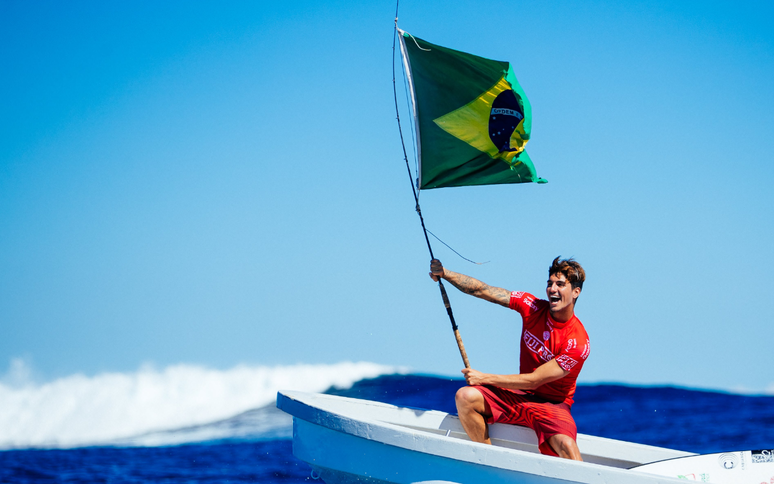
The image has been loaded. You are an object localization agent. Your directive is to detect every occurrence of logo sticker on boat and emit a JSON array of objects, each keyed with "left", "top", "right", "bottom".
[
  {"left": 718, "top": 452, "right": 741, "bottom": 470},
  {"left": 752, "top": 449, "right": 774, "bottom": 464}
]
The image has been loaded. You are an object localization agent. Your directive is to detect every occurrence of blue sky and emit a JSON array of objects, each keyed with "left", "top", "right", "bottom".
[{"left": 1, "top": 1, "right": 772, "bottom": 393}]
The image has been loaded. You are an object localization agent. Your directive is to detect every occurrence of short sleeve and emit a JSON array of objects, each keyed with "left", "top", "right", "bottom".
[{"left": 509, "top": 291, "right": 541, "bottom": 316}]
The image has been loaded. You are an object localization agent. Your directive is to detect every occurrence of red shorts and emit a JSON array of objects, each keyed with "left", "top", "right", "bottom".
[{"left": 474, "top": 385, "right": 577, "bottom": 457}]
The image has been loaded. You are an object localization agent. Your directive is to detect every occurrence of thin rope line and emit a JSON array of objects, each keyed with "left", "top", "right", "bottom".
[
  {"left": 406, "top": 32, "right": 431, "bottom": 51},
  {"left": 425, "top": 229, "right": 489, "bottom": 265}
]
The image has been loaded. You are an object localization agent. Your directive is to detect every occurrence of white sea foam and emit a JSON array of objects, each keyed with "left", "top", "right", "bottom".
[{"left": 0, "top": 360, "right": 403, "bottom": 449}]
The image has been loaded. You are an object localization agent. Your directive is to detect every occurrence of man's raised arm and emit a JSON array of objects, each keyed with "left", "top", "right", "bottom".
[{"left": 429, "top": 259, "right": 511, "bottom": 307}]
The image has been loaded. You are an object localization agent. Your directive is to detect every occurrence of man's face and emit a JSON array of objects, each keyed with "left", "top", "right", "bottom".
[{"left": 546, "top": 273, "right": 581, "bottom": 315}]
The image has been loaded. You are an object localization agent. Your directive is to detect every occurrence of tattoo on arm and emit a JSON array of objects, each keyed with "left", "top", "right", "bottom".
[
  {"left": 444, "top": 271, "right": 511, "bottom": 307},
  {"left": 448, "top": 274, "right": 480, "bottom": 295}
]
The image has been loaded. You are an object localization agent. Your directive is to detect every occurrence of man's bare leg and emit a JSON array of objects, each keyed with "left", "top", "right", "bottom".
[
  {"left": 548, "top": 434, "right": 583, "bottom": 461},
  {"left": 455, "top": 387, "right": 491, "bottom": 444}
]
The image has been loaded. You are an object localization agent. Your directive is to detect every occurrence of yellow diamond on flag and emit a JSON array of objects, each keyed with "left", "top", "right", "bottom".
[{"left": 433, "top": 76, "right": 529, "bottom": 166}]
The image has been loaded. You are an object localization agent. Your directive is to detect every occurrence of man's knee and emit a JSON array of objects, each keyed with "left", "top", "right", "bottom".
[
  {"left": 455, "top": 387, "right": 491, "bottom": 444},
  {"left": 455, "top": 386, "right": 484, "bottom": 412}
]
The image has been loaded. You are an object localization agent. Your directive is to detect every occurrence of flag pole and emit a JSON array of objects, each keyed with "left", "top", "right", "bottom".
[{"left": 393, "top": 13, "right": 470, "bottom": 369}]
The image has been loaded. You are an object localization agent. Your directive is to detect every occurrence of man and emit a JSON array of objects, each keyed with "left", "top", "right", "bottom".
[{"left": 429, "top": 257, "right": 589, "bottom": 460}]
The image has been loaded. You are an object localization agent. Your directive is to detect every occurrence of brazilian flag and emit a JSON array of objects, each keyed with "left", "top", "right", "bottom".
[{"left": 400, "top": 32, "right": 546, "bottom": 189}]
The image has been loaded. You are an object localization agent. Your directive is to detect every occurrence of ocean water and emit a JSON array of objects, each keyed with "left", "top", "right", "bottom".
[{"left": 1, "top": 363, "right": 773, "bottom": 483}]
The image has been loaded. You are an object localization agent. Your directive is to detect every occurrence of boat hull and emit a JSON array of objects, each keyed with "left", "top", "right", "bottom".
[
  {"left": 295, "top": 418, "right": 581, "bottom": 484},
  {"left": 277, "top": 390, "right": 693, "bottom": 484}
]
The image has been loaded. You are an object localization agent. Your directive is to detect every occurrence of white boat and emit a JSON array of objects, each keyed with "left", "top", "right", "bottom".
[{"left": 276, "top": 390, "right": 773, "bottom": 484}]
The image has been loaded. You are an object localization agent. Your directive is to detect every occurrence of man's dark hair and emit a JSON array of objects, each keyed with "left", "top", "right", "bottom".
[{"left": 549, "top": 257, "right": 585, "bottom": 291}]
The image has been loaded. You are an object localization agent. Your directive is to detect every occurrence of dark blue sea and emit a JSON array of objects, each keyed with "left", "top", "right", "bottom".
[{"left": 2, "top": 374, "right": 773, "bottom": 483}]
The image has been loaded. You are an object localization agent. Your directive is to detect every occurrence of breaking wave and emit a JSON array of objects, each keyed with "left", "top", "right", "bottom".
[{"left": 0, "top": 361, "right": 404, "bottom": 449}]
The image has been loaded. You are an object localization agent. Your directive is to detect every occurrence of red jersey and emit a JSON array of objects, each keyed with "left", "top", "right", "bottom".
[{"left": 509, "top": 291, "right": 590, "bottom": 406}]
